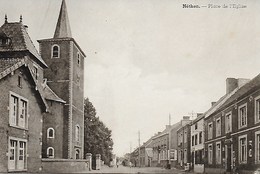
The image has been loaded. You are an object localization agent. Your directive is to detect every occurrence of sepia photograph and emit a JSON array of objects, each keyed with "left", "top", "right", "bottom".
[{"left": 0, "top": 0, "right": 260, "bottom": 173}]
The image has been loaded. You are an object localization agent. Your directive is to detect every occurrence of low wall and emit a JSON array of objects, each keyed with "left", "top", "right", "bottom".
[
  {"left": 204, "top": 167, "right": 225, "bottom": 174},
  {"left": 42, "top": 159, "right": 90, "bottom": 173},
  {"left": 194, "top": 164, "right": 204, "bottom": 173}
]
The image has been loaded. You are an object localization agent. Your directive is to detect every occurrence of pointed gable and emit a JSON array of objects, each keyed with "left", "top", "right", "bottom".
[
  {"left": 54, "top": 0, "right": 72, "bottom": 38},
  {"left": 0, "top": 22, "right": 48, "bottom": 68}
]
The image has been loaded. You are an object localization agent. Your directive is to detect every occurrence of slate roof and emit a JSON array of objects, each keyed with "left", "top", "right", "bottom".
[
  {"left": 0, "top": 22, "right": 48, "bottom": 68},
  {"left": 54, "top": 0, "right": 72, "bottom": 38},
  {"left": 0, "top": 58, "right": 21, "bottom": 73},
  {"left": 42, "top": 84, "right": 66, "bottom": 103},
  {"left": 216, "top": 74, "right": 260, "bottom": 113}
]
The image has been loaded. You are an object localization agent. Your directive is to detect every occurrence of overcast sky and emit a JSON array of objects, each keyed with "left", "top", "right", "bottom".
[{"left": 1, "top": 0, "right": 260, "bottom": 156}]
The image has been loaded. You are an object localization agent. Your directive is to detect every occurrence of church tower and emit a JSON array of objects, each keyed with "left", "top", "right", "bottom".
[{"left": 38, "top": 0, "right": 86, "bottom": 159}]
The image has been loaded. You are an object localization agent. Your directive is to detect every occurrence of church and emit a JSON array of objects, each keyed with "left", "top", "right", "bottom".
[{"left": 0, "top": 0, "right": 86, "bottom": 172}]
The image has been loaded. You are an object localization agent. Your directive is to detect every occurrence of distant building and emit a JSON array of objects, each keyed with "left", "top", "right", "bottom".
[
  {"left": 169, "top": 116, "right": 192, "bottom": 168},
  {"left": 151, "top": 125, "right": 171, "bottom": 167},
  {"left": 140, "top": 137, "right": 153, "bottom": 167},
  {"left": 150, "top": 116, "right": 192, "bottom": 168}
]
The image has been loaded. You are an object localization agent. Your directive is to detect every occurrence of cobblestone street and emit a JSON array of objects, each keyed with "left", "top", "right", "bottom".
[{"left": 85, "top": 165, "right": 186, "bottom": 174}]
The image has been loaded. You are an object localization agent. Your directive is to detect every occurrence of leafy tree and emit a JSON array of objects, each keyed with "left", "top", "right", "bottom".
[{"left": 84, "top": 98, "right": 113, "bottom": 165}]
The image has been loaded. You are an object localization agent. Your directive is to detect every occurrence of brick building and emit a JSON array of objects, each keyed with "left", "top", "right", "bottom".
[
  {"left": 0, "top": 0, "right": 86, "bottom": 172},
  {"left": 190, "top": 113, "right": 205, "bottom": 173},
  {"left": 204, "top": 77, "right": 260, "bottom": 173},
  {"left": 169, "top": 116, "right": 191, "bottom": 168},
  {"left": 38, "top": 0, "right": 86, "bottom": 160},
  {"left": 177, "top": 122, "right": 191, "bottom": 169},
  {"left": 151, "top": 125, "right": 171, "bottom": 167},
  {"left": 140, "top": 137, "right": 153, "bottom": 167},
  {"left": 0, "top": 16, "right": 50, "bottom": 172}
]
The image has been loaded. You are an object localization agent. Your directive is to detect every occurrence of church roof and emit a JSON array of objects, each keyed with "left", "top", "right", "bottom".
[
  {"left": 42, "top": 84, "right": 66, "bottom": 103},
  {"left": 54, "top": 0, "right": 72, "bottom": 38},
  {"left": 0, "top": 22, "right": 48, "bottom": 68}
]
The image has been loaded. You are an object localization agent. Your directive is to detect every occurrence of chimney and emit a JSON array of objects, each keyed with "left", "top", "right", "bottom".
[
  {"left": 211, "top": 102, "right": 216, "bottom": 106},
  {"left": 166, "top": 125, "right": 171, "bottom": 129},
  {"left": 226, "top": 78, "right": 238, "bottom": 94}
]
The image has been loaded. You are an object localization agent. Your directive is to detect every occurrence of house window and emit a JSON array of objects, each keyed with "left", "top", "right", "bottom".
[
  {"left": 77, "top": 52, "right": 80, "bottom": 66},
  {"left": 195, "top": 134, "right": 198, "bottom": 145},
  {"left": 239, "top": 135, "right": 247, "bottom": 164},
  {"left": 10, "top": 95, "right": 18, "bottom": 125},
  {"left": 192, "top": 136, "right": 194, "bottom": 146},
  {"left": 52, "top": 45, "right": 60, "bottom": 58},
  {"left": 47, "top": 128, "right": 55, "bottom": 138},
  {"left": 216, "top": 118, "right": 221, "bottom": 137},
  {"left": 255, "top": 96, "right": 260, "bottom": 123},
  {"left": 195, "top": 123, "right": 198, "bottom": 130},
  {"left": 199, "top": 131, "right": 203, "bottom": 144},
  {"left": 9, "top": 92, "right": 28, "bottom": 129},
  {"left": 184, "top": 131, "right": 187, "bottom": 143},
  {"left": 47, "top": 147, "right": 54, "bottom": 158},
  {"left": 216, "top": 142, "right": 221, "bottom": 164},
  {"left": 75, "top": 125, "right": 80, "bottom": 142},
  {"left": 238, "top": 104, "right": 247, "bottom": 129},
  {"left": 225, "top": 112, "right": 232, "bottom": 133},
  {"left": 208, "top": 144, "right": 213, "bottom": 164},
  {"left": 8, "top": 139, "right": 27, "bottom": 170},
  {"left": 18, "top": 76, "right": 22, "bottom": 88},
  {"left": 255, "top": 131, "right": 260, "bottom": 163},
  {"left": 32, "top": 65, "right": 38, "bottom": 80},
  {"left": 208, "top": 122, "right": 213, "bottom": 140}
]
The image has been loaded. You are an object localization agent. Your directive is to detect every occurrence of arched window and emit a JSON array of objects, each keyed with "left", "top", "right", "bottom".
[
  {"left": 47, "top": 128, "right": 55, "bottom": 138},
  {"left": 75, "top": 149, "right": 80, "bottom": 159},
  {"left": 75, "top": 125, "right": 80, "bottom": 142},
  {"left": 47, "top": 147, "right": 54, "bottom": 158},
  {"left": 52, "top": 45, "right": 60, "bottom": 58}
]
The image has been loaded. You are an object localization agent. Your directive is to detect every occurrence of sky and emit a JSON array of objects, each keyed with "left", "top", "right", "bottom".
[{"left": 1, "top": 0, "right": 260, "bottom": 157}]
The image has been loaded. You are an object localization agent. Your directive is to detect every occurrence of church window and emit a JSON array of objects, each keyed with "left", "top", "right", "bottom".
[
  {"left": 75, "top": 125, "right": 80, "bottom": 142},
  {"left": 47, "top": 147, "right": 54, "bottom": 158},
  {"left": 52, "top": 45, "right": 60, "bottom": 58},
  {"left": 77, "top": 52, "right": 80, "bottom": 66},
  {"left": 47, "top": 128, "right": 55, "bottom": 138}
]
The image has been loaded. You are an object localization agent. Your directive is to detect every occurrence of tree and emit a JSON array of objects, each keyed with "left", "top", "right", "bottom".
[{"left": 84, "top": 98, "right": 114, "bottom": 165}]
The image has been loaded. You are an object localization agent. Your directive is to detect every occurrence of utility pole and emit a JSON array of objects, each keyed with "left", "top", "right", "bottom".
[
  {"left": 169, "top": 113, "right": 171, "bottom": 126},
  {"left": 168, "top": 113, "right": 171, "bottom": 165},
  {"left": 138, "top": 130, "right": 141, "bottom": 168}
]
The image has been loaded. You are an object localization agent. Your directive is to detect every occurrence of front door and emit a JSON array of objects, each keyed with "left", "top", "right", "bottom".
[
  {"left": 225, "top": 144, "right": 233, "bottom": 172},
  {"left": 17, "top": 142, "right": 25, "bottom": 170},
  {"left": 9, "top": 140, "right": 17, "bottom": 170}
]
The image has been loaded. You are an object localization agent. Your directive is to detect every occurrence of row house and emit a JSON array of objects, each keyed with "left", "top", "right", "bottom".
[
  {"left": 190, "top": 113, "right": 205, "bottom": 173},
  {"left": 169, "top": 116, "right": 191, "bottom": 168},
  {"left": 177, "top": 121, "right": 191, "bottom": 169},
  {"left": 151, "top": 125, "right": 171, "bottom": 167},
  {"left": 140, "top": 137, "right": 153, "bottom": 167},
  {"left": 204, "top": 77, "right": 260, "bottom": 174}
]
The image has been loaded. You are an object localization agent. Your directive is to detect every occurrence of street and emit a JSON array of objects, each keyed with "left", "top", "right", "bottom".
[{"left": 86, "top": 165, "right": 187, "bottom": 174}]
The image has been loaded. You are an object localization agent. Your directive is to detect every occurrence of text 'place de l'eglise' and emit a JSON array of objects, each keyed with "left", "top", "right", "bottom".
[{"left": 1, "top": 0, "right": 260, "bottom": 174}]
